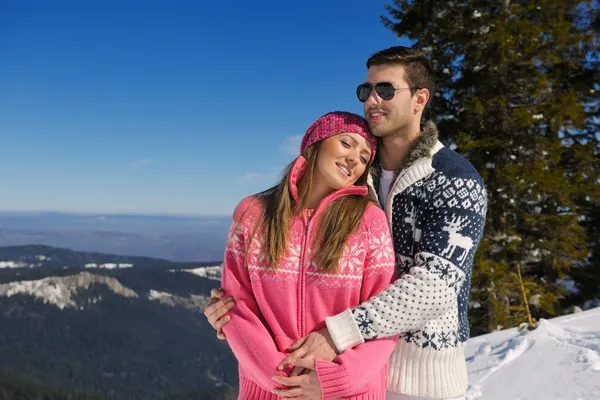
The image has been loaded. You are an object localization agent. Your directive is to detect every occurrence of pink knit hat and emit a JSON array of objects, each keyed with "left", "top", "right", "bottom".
[{"left": 300, "top": 111, "right": 377, "bottom": 163}]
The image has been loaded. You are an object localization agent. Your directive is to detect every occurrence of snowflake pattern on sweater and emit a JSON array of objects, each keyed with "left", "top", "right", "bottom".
[{"left": 228, "top": 197, "right": 395, "bottom": 291}]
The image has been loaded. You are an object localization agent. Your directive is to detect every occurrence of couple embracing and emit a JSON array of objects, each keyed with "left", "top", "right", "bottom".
[{"left": 204, "top": 46, "right": 487, "bottom": 400}]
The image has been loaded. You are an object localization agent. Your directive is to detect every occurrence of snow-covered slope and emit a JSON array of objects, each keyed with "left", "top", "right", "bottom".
[
  {"left": 147, "top": 289, "right": 211, "bottom": 311},
  {"left": 0, "top": 272, "right": 213, "bottom": 312},
  {"left": 0, "top": 271, "right": 138, "bottom": 309},
  {"left": 465, "top": 307, "right": 600, "bottom": 400},
  {"left": 170, "top": 265, "right": 222, "bottom": 281},
  {"left": 84, "top": 262, "right": 133, "bottom": 269},
  {"left": 0, "top": 254, "right": 50, "bottom": 268},
  {"left": 182, "top": 265, "right": 222, "bottom": 281}
]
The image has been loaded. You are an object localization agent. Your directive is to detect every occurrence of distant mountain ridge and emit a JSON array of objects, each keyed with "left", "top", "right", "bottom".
[
  {"left": 0, "top": 244, "right": 222, "bottom": 270},
  {"left": 0, "top": 212, "right": 232, "bottom": 262}
]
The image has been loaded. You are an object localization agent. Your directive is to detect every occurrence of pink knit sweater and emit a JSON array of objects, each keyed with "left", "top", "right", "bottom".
[{"left": 221, "top": 157, "right": 398, "bottom": 400}]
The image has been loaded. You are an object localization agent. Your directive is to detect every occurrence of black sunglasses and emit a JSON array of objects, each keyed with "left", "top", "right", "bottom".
[{"left": 356, "top": 82, "right": 416, "bottom": 102}]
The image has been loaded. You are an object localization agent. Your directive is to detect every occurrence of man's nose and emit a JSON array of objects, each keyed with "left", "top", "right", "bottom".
[{"left": 364, "top": 88, "right": 382, "bottom": 106}]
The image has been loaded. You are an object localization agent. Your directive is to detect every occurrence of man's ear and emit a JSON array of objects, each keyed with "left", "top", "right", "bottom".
[{"left": 414, "top": 88, "right": 430, "bottom": 114}]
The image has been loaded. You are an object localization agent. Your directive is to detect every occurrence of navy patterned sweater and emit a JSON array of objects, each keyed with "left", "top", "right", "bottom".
[{"left": 325, "top": 121, "right": 487, "bottom": 399}]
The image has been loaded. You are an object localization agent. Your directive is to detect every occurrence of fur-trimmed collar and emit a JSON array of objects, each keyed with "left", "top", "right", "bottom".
[{"left": 370, "top": 120, "right": 439, "bottom": 189}]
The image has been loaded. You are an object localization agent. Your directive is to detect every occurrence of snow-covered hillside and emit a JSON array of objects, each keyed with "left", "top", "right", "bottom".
[
  {"left": 181, "top": 265, "right": 222, "bottom": 281},
  {"left": 0, "top": 272, "right": 212, "bottom": 312},
  {"left": 0, "top": 272, "right": 138, "bottom": 309},
  {"left": 169, "top": 265, "right": 222, "bottom": 281},
  {"left": 0, "top": 254, "right": 50, "bottom": 268},
  {"left": 465, "top": 307, "right": 600, "bottom": 400},
  {"left": 147, "top": 289, "right": 211, "bottom": 310},
  {"left": 85, "top": 262, "right": 133, "bottom": 269}
]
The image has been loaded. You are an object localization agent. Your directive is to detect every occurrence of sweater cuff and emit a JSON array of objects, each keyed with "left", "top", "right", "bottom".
[
  {"left": 325, "top": 309, "right": 365, "bottom": 353},
  {"left": 315, "top": 360, "right": 351, "bottom": 399}
]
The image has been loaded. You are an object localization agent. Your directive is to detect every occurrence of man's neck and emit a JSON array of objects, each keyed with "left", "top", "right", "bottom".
[{"left": 379, "top": 127, "right": 421, "bottom": 171}]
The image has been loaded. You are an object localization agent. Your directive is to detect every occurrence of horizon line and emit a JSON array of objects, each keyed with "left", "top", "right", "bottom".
[{"left": 0, "top": 209, "right": 232, "bottom": 218}]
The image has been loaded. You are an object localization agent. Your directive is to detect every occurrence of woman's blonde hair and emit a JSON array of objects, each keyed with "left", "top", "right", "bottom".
[{"left": 250, "top": 141, "right": 373, "bottom": 272}]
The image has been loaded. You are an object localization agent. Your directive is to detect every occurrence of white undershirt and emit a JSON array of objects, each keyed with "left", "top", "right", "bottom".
[{"left": 378, "top": 167, "right": 395, "bottom": 206}]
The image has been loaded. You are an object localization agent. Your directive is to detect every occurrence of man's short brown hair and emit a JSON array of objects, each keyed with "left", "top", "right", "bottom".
[{"left": 366, "top": 46, "right": 436, "bottom": 104}]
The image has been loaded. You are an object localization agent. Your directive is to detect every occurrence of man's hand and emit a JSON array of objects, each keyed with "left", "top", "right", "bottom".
[
  {"left": 203, "top": 288, "right": 235, "bottom": 340},
  {"left": 271, "top": 370, "right": 322, "bottom": 400},
  {"left": 277, "top": 329, "right": 338, "bottom": 371}
]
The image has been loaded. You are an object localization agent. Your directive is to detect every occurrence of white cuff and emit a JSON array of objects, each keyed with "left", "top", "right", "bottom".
[{"left": 325, "top": 309, "right": 365, "bottom": 353}]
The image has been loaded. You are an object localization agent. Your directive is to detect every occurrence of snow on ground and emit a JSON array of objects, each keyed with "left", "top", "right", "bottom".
[{"left": 465, "top": 307, "right": 600, "bottom": 400}]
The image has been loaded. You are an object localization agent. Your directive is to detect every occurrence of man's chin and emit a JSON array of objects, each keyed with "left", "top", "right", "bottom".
[
  {"left": 367, "top": 120, "right": 387, "bottom": 134},
  {"left": 369, "top": 127, "right": 389, "bottom": 138}
]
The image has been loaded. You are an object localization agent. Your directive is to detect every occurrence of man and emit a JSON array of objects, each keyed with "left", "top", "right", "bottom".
[{"left": 204, "top": 46, "right": 487, "bottom": 400}]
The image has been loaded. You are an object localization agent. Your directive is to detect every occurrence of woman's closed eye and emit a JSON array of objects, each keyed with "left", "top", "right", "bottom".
[{"left": 341, "top": 137, "right": 369, "bottom": 164}]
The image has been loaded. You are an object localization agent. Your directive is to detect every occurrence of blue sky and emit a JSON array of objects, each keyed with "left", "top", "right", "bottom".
[{"left": 0, "top": 0, "right": 410, "bottom": 216}]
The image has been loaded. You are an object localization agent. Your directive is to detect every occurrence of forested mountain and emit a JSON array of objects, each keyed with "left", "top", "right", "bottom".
[{"left": 0, "top": 245, "right": 237, "bottom": 400}]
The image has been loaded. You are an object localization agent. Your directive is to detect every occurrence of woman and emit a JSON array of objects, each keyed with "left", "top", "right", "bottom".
[{"left": 221, "top": 111, "right": 398, "bottom": 399}]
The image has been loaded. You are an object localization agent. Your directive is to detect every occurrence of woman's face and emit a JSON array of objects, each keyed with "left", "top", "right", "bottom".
[{"left": 313, "top": 132, "right": 372, "bottom": 191}]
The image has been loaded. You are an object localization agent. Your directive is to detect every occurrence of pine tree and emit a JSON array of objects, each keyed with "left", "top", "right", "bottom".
[{"left": 381, "top": 0, "right": 600, "bottom": 334}]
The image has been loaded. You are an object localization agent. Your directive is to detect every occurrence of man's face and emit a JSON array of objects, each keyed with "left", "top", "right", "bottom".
[{"left": 362, "top": 64, "right": 416, "bottom": 138}]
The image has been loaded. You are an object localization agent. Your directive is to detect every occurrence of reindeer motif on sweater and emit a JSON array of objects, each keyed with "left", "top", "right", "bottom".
[{"left": 441, "top": 215, "right": 474, "bottom": 265}]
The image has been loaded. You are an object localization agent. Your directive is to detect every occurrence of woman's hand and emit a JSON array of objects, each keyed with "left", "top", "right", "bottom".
[
  {"left": 278, "top": 329, "right": 338, "bottom": 371},
  {"left": 271, "top": 370, "right": 322, "bottom": 400},
  {"left": 203, "top": 288, "right": 235, "bottom": 340}
]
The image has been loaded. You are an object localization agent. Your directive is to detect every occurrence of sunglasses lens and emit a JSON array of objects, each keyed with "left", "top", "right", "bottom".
[
  {"left": 356, "top": 84, "right": 372, "bottom": 102},
  {"left": 375, "top": 83, "right": 396, "bottom": 100},
  {"left": 356, "top": 83, "right": 398, "bottom": 102}
]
